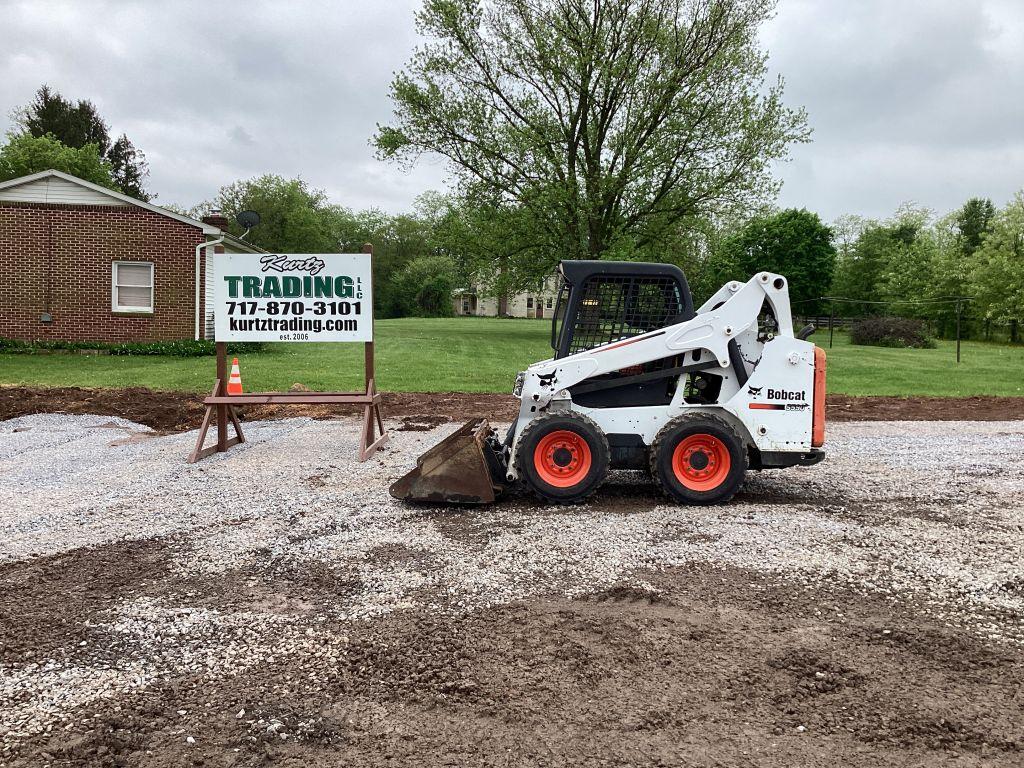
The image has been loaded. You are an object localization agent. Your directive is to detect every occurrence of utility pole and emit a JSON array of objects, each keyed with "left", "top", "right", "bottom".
[
  {"left": 829, "top": 300, "right": 835, "bottom": 349},
  {"left": 955, "top": 299, "right": 962, "bottom": 364}
]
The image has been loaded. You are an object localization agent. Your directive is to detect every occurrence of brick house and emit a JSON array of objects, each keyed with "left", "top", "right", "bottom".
[{"left": 0, "top": 169, "right": 260, "bottom": 343}]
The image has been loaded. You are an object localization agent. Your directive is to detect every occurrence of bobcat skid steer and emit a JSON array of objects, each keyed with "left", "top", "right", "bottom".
[{"left": 390, "top": 260, "right": 827, "bottom": 506}]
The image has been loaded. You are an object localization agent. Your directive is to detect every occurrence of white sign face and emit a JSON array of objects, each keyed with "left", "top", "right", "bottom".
[{"left": 214, "top": 253, "right": 373, "bottom": 342}]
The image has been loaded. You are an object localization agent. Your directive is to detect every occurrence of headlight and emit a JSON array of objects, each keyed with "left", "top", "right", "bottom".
[{"left": 513, "top": 371, "right": 526, "bottom": 397}]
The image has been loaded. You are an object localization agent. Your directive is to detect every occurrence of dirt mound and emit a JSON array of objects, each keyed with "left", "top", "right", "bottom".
[
  {"left": 825, "top": 393, "right": 1024, "bottom": 422},
  {"left": 2, "top": 386, "right": 1022, "bottom": 434},
  {"left": 0, "top": 386, "right": 521, "bottom": 433}
]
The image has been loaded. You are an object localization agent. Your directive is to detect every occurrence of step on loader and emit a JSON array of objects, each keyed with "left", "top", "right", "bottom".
[{"left": 390, "top": 260, "right": 827, "bottom": 506}]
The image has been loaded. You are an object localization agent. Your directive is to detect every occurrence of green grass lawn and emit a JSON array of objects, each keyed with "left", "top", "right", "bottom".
[{"left": 1, "top": 317, "right": 1022, "bottom": 397}]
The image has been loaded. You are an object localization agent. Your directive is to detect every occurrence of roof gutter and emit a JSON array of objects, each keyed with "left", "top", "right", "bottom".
[{"left": 195, "top": 236, "right": 224, "bottom": 341}]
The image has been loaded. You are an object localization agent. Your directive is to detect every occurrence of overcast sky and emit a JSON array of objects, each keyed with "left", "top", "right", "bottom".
[{"left": 2, "top": 0, "right": 1023, "bottom": 223}]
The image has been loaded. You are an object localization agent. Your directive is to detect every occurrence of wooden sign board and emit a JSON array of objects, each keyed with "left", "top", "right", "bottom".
[
  {"left": 189, "top": 243, "right": 387, "bottom": 464},
  {"left": 214, "top": 252, "right": 373, "bottom": 342}
]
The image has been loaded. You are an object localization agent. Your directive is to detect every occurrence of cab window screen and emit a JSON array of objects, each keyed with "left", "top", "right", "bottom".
[{"left": 568, "top": 275, "right": 682, "bottom": 355}]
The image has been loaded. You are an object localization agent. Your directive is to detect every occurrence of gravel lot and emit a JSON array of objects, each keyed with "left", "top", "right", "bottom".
[{"left": 1, "top": 413, "right": 1022, "bottom": 767}]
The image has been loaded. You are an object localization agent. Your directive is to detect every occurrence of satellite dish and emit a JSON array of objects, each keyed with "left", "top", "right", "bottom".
[{"left": 236, "top": 210, "right": 261, "bottom": 230}]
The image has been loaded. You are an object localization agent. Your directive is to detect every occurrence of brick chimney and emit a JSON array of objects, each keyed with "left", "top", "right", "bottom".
[{"left": 201, "top": 208, "right": 230, "bottom": 231}]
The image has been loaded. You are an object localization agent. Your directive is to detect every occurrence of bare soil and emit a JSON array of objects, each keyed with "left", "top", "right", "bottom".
[
  {"left": 3, "top": 414, "right": 1022, "bottom": 766},
  {"left": 2, "top": 538, "right": 1020, "bottom": 767},
  {"left": 2, "top": 386, "right": 1022, "bottom": 434}
]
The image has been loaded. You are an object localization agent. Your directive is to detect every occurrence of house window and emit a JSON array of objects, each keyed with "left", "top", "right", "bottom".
[
  {"left": 527, "top": 297, "right": 534, "bottom": 308},
  {"left": 546, "top": 297, "right": 553, "bottom": 308},
  {"left": 462, "top": 299, "right": 470, "bottom": 313},
  {"left": 111, "top": 262, "right": 154, "bottom": 312}
]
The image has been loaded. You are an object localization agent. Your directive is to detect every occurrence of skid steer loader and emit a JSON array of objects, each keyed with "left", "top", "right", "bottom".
[{"left": 390, "top": 260, "right": 826, "bottom": 505}]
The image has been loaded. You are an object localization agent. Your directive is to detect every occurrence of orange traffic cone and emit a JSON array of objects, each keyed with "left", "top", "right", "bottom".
[{"left": 227, "top": 357, "right": 244, "bottom": 395}]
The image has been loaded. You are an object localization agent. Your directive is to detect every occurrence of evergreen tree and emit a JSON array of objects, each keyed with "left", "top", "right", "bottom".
[
  {"left": 107, "top": 135, "right": 150, "bottom": 201},
  {"left": 15, "top": 85, "right": 151, "bottom": 200},
  {"left": 21, "top": 85, "right": 111, "bottom": 154},
  {"left": 955, "top": 197, "right": 996, "bottom": 257}
]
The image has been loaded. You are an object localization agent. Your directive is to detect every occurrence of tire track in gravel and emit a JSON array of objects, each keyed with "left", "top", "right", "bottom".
[
  {"left": 0, "top": 538, "right": 170, "bottom": 664},
  {"left": 3, "top": 562, "right": 1021, "bottom": 767}
]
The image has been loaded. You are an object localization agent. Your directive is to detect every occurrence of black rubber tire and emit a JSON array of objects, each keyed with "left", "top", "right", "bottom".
[
  {"left": 515, "top": 411, "right": 610, "bottom": 504},
  {"left": 649, "top": 413, "right": 748, "bottom": 505}
]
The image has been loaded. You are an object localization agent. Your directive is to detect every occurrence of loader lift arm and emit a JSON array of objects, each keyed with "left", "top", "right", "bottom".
[{"left": 516, "top": 269, "right": 794, "bottom": 415}]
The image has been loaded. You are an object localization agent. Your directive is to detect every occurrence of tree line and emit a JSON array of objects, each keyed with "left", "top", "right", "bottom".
[
  {"left": 188, "top": 177, "right": 479, "bottom": 318},
  {"left": 192, "top": 177, "right": 1024, "bottom": 340},
  {"left": 3, "top": 83, "right": 1021, "bottom": 335},
  {"left": 827, "top": 197, "right": 1023, "bottom": 341},
  {"left": 1, "top": 0, "right": 1020, "bottom": 337}
]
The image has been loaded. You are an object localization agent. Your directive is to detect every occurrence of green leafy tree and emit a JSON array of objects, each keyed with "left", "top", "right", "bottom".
[
  {"left": 204, "top": 175, "right": 340, "bottom": 253},
  {"left": 922, "top": 212, "right": 975, "bottom": 335},
  {"left": 830, "top": 207, "right": 927, "bottom": 313},
  {"left": 831, "top": 214, "right": 868, "bottom": 259},
  {"left": 645, "top": 209, "right": 765, "bottom": 304},
  {"left": 390, "top": 255, "right": 459, "bottom": 316},
  {"left": 14, "top": 85, "right": 150, "bottom": 199},
  {"left": 422, "top": 193, "right": 542, "bottom": 313},
  {"left": 970, "top": 192, "right": 1024, "bottom": 340},
  {"left": 339, "top": 207, "right": 440, "bottom": 316},
  {"left": 905, "top": 197, "right": 996, "bottom": 337},
  {"left": 876, "top": 228, "right": 940, "bottom": 320},
  {"left": 955, "top": 197, "right": 996, "bottom": 257},
  {"left": 0, "top": 133, "right": 117, "bottom": 189},
  {"left": 716, "top": 208, "right": 835, "bottom": 311},
  {"left": 376, "top": 0, "right": 808, "bottom": 275},
  {"left": 198, "top": 177, "right": 464, "bottom": 317}
]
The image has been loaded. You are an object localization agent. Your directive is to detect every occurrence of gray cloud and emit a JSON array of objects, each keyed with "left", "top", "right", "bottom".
[
  {"left": 2, "top": 0, "right": 1022, "bottom": 223},
  {"left": 764, "top": 0, "right": 1024, "bottom": 220},
  {"left": 0, "top": 0, "right": 449, "bottom": 211}
]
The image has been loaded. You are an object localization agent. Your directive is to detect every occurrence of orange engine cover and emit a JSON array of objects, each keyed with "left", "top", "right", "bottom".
[{"left": 812, "top": 346, "right": 827, "bottom": 447}]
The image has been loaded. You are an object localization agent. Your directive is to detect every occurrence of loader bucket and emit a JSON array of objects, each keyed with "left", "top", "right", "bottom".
[{"left": 389, "top": 418, "right": 502, "bottom": 504}]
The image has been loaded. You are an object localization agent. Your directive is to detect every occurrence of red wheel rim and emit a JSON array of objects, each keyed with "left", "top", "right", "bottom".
[
  {"left": 534, "top": 430, "right": 592, "bottom": 488},
  {"left": 672, "top": 434, "right": 731, "bottom": 491}
]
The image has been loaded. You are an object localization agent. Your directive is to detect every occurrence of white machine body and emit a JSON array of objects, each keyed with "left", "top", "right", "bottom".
[{"left": 507, "top": 272, "right": 817, "bottom": 480}]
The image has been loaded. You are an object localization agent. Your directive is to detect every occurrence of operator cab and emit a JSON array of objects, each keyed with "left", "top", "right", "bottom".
[{"left": 551, "top": 260, "right": 695, "bottom": 359}]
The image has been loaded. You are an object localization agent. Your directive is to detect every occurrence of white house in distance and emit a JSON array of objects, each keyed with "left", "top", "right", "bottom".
[{"left": 453, "top": 275, "right": 560, "bottom": 318}]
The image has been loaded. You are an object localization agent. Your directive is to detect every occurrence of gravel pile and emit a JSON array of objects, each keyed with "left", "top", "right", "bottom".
[{"left": 0, "top": 413, "right": 1022, "bottom": 752}]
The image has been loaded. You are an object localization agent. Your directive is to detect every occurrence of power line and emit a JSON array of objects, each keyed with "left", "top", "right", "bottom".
[
  {"left": 791, "top": 295, "right": 974, "bottom": 364},
  {"left": 821, "top": 296, "right": 973, "bottom": 306},
  {"left": 791, "top": 296, "right": 972, "bottom": 306}
]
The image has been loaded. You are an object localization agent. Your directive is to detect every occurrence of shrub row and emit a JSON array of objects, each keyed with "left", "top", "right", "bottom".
[
  {"left": 0, "top": 338, "right": 266, "bottom": 357},
  {"left": 849, "top": 316, "right": 936, "bottom": 349}
]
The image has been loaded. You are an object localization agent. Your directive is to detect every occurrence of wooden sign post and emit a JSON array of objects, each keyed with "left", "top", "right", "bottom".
[{"left": 189, "top": 243, "right": 387, "bottom": 463}]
